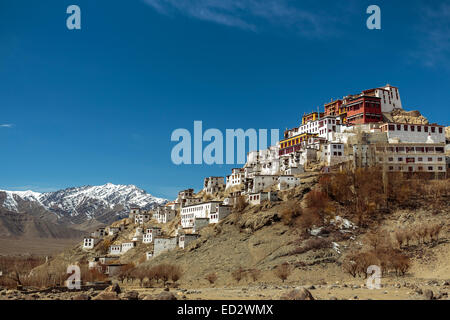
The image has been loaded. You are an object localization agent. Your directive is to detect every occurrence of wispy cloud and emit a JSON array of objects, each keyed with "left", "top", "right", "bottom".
[
  {"left": 0, "top": 124, "right": 14, "bottom": 128},
  {"left": 412, "top": 2, "right": 450, "bottom": 67},
  {"left": 142, "top": 0, "right": 333, "bottom": 36}
]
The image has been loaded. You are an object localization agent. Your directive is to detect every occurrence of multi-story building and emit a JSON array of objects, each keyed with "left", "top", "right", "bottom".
[
  {"left": 362, "top": 84, "right": 402, "bottom": 113},
  {"left": 154, "top": 207, "right": 176, "bottom": 224},
  {"left": 374, "top": 143, "right": 446, "bottom": 177},
  {"left": 380, "top": 123, "right": 446, "bottom": 144},
  {"left": 180, "top": 201, "right": 231, "bottom": 228},
  {"left": 203, "top": 177, "right": 225, "bottom": 194},
  {"left": 135, "top": 213, "right": 151, "bottom": 225},
  {"left": 346, "top": 95, "right": 383, "bottom": 125},
  {"left": 324, "top": 99, "right": 348, "bottom": 123},
  {"left": 226, "top": 168, "right": 245, "bottom": 189}
]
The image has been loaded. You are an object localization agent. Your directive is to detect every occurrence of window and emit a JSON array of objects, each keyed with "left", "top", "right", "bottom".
[
  {"left": 388, "top": 157, "right": 394, "bottom": 162},
  {"left": 389, "top": 166, "right": 394, "bottom": 171},
  {"left": 398, "top": 157, "right": 403, "bottom": 162},
  {"left": 418, "top": 157, "right": 423, "bottom": 162},
  {"left": 411, "top": 126, "right": 415, "bottom": 132},
  {"left": 404, "top": 125, "right": 408, "bottom": 131},
  {"left": 397, "top": 124, "right": 401, "bottom": 130},
  {"left": 428, "top": 167, "right": 433, "bottom": 171},
  {"left": 418, "top": 167, "right": 423, "bottom": 171},
  {"left": 389, "top": 124, "right": 395, "bottom": 131},
  {"left": 438, "top": 157, "right": 443, "bottom": 162},
  {"left": 431, "top": 127, "right": 435, "bottom": 133},
  {"left": 438, "top": 167, "right": 443, "bottom": 171},
  {"left": 439, "top": 127, "right": 443, "bottom": 134},
  {"left": 418, "top": 126, "right": 422, "bottom": 132}
]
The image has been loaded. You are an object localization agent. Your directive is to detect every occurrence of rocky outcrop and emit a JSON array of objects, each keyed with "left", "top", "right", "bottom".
[{"left": 385, "top": 109, "right": 429, "bottom": 125}]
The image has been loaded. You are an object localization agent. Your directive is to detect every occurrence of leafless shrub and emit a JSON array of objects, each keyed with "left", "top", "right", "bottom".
[
  {"left": 274, "top": 263, "right": 292, "bottom": 283},
  {"left": 248, "top": 269, "right": 262, "bottom": 282},
  {"left": 280, "top": 202, "right": 302, "bottom": 226},
  {"left": 231, "top": 266, "right": 246, "bottom": 283},
  {"left": 205, "top": 273, "right": 218, "bottom": 285}
]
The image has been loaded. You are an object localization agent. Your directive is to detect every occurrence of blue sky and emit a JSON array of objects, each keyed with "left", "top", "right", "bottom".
[{"left": 0, "top": 0, "right": 449, "bottom": 199}]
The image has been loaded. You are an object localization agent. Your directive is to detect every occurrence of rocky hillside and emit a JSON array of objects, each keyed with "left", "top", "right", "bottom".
[{"left": 384, "top": 109, "right": 430, "bottom": 125}]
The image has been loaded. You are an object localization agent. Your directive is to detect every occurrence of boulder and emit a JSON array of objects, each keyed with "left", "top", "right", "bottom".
[
  {"left": 423, "top": 289, "right": 434, "bottom": 300},
  {"left": 121, "top": 291, "right": 139, "bottom": 300},
  {"left": 280, "top": 288, "right": 314, "bottom": 300},
  {"left": 154, "top": 292, "right": 177, "bottom": 300}
]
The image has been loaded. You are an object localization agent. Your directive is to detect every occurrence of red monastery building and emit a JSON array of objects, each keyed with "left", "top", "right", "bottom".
[{"left": 346, "top": 95, "right": 383, "bottom": 125}]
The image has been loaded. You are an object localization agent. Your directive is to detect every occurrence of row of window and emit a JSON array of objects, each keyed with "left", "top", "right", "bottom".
[
  {"left": 376, "top": 146, "right": 445, "bottom": 153},
  {"left": 387, "top": 124, "right": 443, "bottom": 133},
  {"left": 385, "top": 157, "right": 444, "bottom": 162},
  {"left": 388, "top": 166, "right": 444, "bottom": 171}
]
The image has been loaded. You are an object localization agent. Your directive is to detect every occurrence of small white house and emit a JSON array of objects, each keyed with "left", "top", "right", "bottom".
[
  {"left": 284, "top": 166, "right": 304, "bottom": 175},
  {"left": 121, "top": 242, "right": 136, "bottom": 254},
  {"left": 209, "top": 205, "right": 232, "bottom": 224},
  {"left": 248, "top": 191, "right": 278, "bottom": 206},
  {"left": 146, "top": 252, "right": 153, "bottom": 260},
  {"left": 203, "top": 176, "right": 225, "bottom": 194},
  {"left": 142, "top": 233, "right": 153, "bottom": 244},
  {"left": 155, "top": 207, "right": 176, "bottom": 224},
  {"left": 83, "top": 237, "right": 100, "bottom": 250},
  {"left": 109, "top": 245, "right": 122, "bottom": 255},
  {"left": 278, "top": 175, "right": 300, "bottom": 190},
  {"left": 179, "top": 233, "right": 200, "bottom": 249},
  {"left": 135, "top": 213, "right": 151, "bottom": 225},
  {"left": 90, "top": 228, "right": 106, "bottom": 238}
]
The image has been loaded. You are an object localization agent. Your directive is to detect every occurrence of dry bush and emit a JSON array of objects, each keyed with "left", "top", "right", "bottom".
[
  {"left": 117, "top": 263, "right": 135, "bottom": 284},
  {"left": 394, "top": 230, "right": 407, "bottom": 248},
  {"left": 248, "top": 269, "right": 262, "bottom": 282},
  {"left": 81, "top": 264, "right": 107, "bottom": 283},
  {"left": 294, "top": 208, "right": 322, "bottom": 235},
  {"left": 0, "top": 256, "right": 46, "bottom": 288},
  {"left": 205, "top": 273, "right": 218, "bottom": 284},
  {"left": 231, "top": 266, "right": 246, "bottom": 283},
  {"left": 342, "top": 253, "right": 359, "bottom": 278},
  {"left": 274, "top": 263, "right": 292, "bottom": 283},
  {"left": 234, "top": 196, "right": 247, "bottom": 213},
  {"left": 280, "top": 202, "right": 302, "bottom": 226},
  {"left": 304, "top": 190, "right": 330, "bottom": 213},
  {"left": 167, "top": 264, "right": 183, "bottom": 283}
]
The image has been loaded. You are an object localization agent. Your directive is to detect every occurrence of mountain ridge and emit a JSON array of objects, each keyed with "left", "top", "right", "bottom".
[{"left": 0, "top": 183, "right": 168, "bottom": 238}]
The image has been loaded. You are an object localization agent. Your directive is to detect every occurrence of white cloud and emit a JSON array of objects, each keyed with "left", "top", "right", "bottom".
[
  {"left": 143, "top": 0, "right": 329, "bottom": 36},
  {"left": 0, "top": 124, "right": 14, "bottom": 128}
]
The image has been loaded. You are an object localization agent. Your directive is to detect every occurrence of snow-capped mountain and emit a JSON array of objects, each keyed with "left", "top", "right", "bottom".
[{"left": 0, "top": 183, "right": 167, "bottom": 224}]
